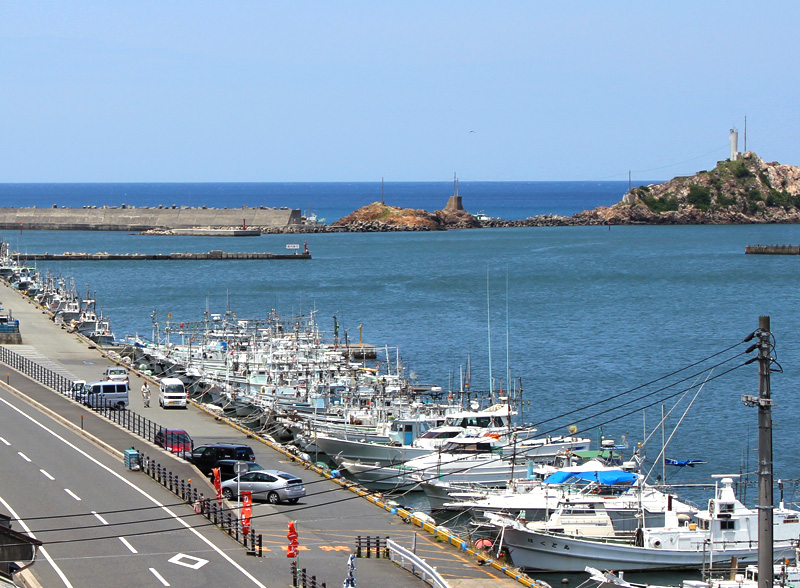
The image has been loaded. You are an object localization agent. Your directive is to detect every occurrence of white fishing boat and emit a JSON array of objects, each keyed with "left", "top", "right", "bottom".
[
  {"left": 587, "top": 558, "right": 800, "bottom": 588},
  {"left": 340, "top": 433, "right": 591, "bottom": 491},
  {"left": 490, "top": 476, "right": 800, "bottom": 572}
]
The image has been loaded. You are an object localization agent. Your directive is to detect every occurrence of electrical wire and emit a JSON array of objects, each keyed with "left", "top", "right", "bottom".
[{"left": 4, "top": 336, "right": 761, "bottom": 546}]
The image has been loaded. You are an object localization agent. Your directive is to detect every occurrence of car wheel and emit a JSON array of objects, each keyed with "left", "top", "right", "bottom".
[
  {"left": 115, "top": 402, "right": 126, "bottom": 410},
  {"left": 267, "top": 491, "right": 280, "bottom": 505},
  {"left": 288, "top": 498, "right": 299, "bottom": 504},
  {"left": 222, "top": 488, "right": 234, "bottom": 500}
]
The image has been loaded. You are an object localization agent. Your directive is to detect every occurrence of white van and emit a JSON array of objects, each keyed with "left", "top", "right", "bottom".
[
  {"left": 159, "top": 378, "right": 187, "bottom": 409},
  {"left": 77, "top": 381, "right": 129, "bottom": 409}
]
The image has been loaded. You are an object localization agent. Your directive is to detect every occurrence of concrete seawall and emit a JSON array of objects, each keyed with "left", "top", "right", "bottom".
[
  {"left": 15, "top": 250, "right": 311, "bottom": 261},
  {"left": 0, "top": 206, "right": 302, "bottom": 230}
]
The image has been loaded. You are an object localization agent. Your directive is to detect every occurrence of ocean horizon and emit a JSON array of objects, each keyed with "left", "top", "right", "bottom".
[{"left": 0, "top": 180, "right": 653, "bottom": 223}]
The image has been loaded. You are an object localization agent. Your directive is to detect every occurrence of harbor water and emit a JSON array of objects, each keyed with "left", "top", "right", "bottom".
[{"left": 4, "top": 182, "right": 800, "bottom": 512}]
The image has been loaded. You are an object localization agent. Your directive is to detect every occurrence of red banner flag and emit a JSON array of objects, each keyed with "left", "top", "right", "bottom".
[
  {"left": 287, "top": 521, "right": 298, "bottom": 559},
  {"left": 241, "top": 491, "right": 252, "bottom": 535}
]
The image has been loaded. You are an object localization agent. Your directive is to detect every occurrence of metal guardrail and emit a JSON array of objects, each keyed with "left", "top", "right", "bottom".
[{"left": 386, "top": 538, "right": 450, "bottom": 588}]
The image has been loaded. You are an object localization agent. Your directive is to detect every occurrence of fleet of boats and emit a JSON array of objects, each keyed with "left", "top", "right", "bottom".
[{"left": 3, "top": 238, "right": 799, "bottom": 584}]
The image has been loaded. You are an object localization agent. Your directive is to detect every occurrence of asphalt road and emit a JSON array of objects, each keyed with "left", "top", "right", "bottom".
[{"left": 0, "top": 385, "right": 271, "bottom": 588}]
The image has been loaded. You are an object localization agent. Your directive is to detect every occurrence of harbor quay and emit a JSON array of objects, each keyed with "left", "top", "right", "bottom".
[{"left": 0, "top": 280, "right": 528, "bottom": 588}]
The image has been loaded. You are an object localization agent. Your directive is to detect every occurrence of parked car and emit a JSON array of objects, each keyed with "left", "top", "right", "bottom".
[
  {"left": 75, "top": 381, "right": 129, "bottom": 409},
  {"left": 65, "top": 380, "right": 86, "bottom": 398},
  {"left": 154, "top": 428, "right": 193, "bottom": 458},
  {"left": 189, "top": 444, "right": 256, "bottom": 476},
  {"left": 210, "top": 459, "right": 266, "bottom": 482},
  {"left": 105, "top": 367, "right": 129, "bottom": 382},
  {"left": 220, "top": 470, "right": 306, "bottom": 504},
  {"left": 158, "top": 377, "right": 187, "bottom": 409}
]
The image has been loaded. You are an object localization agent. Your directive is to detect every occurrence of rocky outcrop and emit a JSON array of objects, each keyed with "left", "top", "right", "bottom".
[
  {"left": 254, "top": 153, "right": 800, "bottom": 233},
  {"left": 332, "top": 202, "right": 442, "bottom": 231},
  {"left": 607, "top": 152, "right": 800, "bottom": 224}
]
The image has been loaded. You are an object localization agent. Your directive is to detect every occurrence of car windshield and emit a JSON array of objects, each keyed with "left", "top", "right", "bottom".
[
  {"left": 276, "top": 473, "right": 299, "bottom": 481},
  {"left": 164, "top": 384, "right": 184, "bottom": 393}
]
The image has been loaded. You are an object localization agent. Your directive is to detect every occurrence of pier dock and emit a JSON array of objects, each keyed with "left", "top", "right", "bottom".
[
  {"left": 14, "top": 250, "right": 311, "bottom": 261},
  {"left": 0, "top": 280, "right": 525, "bottom": 588}
]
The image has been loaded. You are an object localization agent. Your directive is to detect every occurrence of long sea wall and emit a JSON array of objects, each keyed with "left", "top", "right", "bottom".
[{"left": 0, "top": 206, "right": 302, "bottom": 230}]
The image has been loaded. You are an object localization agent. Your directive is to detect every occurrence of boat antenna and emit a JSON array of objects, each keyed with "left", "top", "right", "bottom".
[{"left": 505, "top": 264, "right": 510, "bottom": 405}]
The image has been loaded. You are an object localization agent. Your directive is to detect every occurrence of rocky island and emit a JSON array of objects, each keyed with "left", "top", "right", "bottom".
[{"left": 331, "top": 152, "right": 800, "bottom": 231}]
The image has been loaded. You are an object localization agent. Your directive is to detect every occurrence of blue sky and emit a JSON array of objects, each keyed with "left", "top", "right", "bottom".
[{"left": 1, "top": 2, "right": 797, "bottom": 183}]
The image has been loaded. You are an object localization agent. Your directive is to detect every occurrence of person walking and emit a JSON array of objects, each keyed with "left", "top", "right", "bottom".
[{"left": 141, "top": 381, "right": 151, "bottom": 408}]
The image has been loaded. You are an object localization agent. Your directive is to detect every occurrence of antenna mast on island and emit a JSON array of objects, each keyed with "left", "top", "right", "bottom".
[
  {"left": 381, "top": 177, "right": 385, "bottom": 204},
  {"left": 744, "top": 115, "right": 747, "bottom": 153}
]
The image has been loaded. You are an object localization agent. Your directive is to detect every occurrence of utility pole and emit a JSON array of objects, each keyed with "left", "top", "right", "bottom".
[{"left": 743, "top": 315, "right": 774, "bottom": 588}]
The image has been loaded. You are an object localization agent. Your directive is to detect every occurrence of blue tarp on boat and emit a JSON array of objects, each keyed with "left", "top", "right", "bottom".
[{"left": 545, "top": 469, "right": 637, "bottom": 486}]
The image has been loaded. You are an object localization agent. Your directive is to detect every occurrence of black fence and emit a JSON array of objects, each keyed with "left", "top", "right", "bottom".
[
  {"left": 0, "top": 345, "right": 263, "bottom": 556},
  {"left": 355, "top": 535, "right": 389, "bottom": 559},
  {"left": 141, "top": 455, "right": 263, "bottom": 556},
  {"left": 291, "top": 562, "right": 327, "bottom": 588},
  {"left": 0, "top": 346, "right": 73, "bottom": 392}
]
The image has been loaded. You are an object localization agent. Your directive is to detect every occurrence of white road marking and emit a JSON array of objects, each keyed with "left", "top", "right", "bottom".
[
  {"left": 119, "top": 537, "right": 138, "bottom": 553},
  {"left": 0, "top": 394, "right": 269, "bottom": 587},
  {"left": 18, "top": 452, "right": 31, "bottom": 462},
  {"left": 64, "top": 489, "right": 81, "bottom": 501},
  {"left": 40, "top": 469, "right": 55, "bottom": 480},
  {"left": 0, "top": 495, "right": 74, "bottom": 588},
  {"left": 92, "top": 511, "right": 109, "bottom": 525},
  {"left": 169, "top": 553, "right": 208, "bottom": 569},
  {"left": 150, "top": 568, "right": 170, "bottom": 586},
  {"left": 0, "top": 437, "right": 9, "bottom": 445}
]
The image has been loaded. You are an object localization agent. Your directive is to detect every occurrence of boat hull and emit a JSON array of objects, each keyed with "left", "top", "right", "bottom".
[{"left": 502, "top": 528, "right": 798, "bottom": 573}]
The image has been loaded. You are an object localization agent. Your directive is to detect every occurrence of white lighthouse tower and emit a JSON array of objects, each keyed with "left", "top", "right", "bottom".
[{"left": 730, "top": 127, "right": 740, "bottom": 161}]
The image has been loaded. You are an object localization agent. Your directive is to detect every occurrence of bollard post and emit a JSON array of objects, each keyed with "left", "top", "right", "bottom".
[
  {"left": 258, "top": 534, "right": 263, "bottom": 557},
  {"left": 291, "top": 561, "right": 297, "bottom": 587},
  {"left": 356, "top": 535, "right": 361, "bottom": 558},
  {"left": 366, "top": 536, "right": 371, "bottom": 558},
  {"left": 80, "top": 415, "right": 84, "bottom": 430}
]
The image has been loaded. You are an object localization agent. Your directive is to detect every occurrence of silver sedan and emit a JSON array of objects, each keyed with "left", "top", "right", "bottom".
[{"left": 220, "top": 470, "right": 306, "bottom": 504}]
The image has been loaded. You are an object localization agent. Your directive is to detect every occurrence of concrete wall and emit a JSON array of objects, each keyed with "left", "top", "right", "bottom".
[{"left": 0, "top": 207, "right": 302, "bottom": 230}]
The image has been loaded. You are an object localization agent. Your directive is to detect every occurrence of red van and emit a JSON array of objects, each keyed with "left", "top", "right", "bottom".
[{"left": 154, "top": 429, "right": 193, "bottom": 458}]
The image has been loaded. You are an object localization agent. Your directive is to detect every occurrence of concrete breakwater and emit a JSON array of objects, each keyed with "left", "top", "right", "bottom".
[
  {"left": 15, "top": 250, "right": 311, "bottom": 261},
  {"left": 745, "top": 245, "right": 800, "bottom": 255},
  {"left": 0, "top": 206, "right": 302, "bottom": 230}
]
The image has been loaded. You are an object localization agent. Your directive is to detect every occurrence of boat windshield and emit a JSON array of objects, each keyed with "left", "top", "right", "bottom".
[
  {"left": 419, "top": 429, "right": 461, "bottom": 440},
  {"left": 444, "top": 415, "right": 505, "bottom": 428},
  {"left": 441, "top": 441, "right": 496, "bottom": 454}
]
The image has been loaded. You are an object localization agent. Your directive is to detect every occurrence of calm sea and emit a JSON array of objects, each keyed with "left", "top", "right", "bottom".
[
  {"left": 0, "top": 181, "right": 635, "bottom": 223},
  {"left": 3, "top": 182, "right": 799, "bottom": 511}
]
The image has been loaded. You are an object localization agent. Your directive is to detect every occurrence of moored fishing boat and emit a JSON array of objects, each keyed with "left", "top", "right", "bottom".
[{"left": 489, "top": 476, "right": 800, "bottom": 572}]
